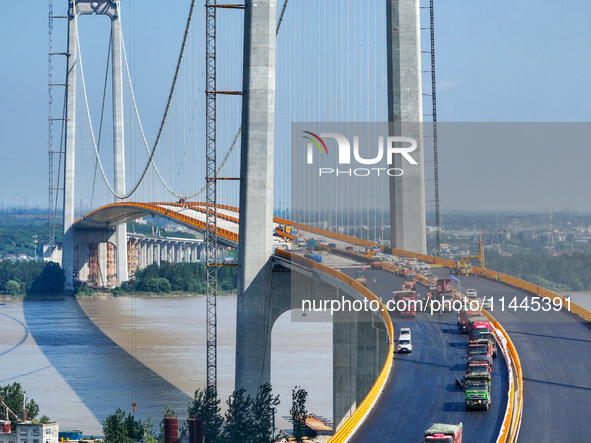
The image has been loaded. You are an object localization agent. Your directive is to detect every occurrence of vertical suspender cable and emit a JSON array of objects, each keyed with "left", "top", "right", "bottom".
[{"left": 48, "top": 0, "right": 55, "bottom": 246}]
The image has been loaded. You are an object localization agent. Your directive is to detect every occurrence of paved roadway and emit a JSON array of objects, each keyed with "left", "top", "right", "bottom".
[
  {"left": 340, "top": 268, "right": 508, "bottom": 443},
  {"left": 445, "top": 272, "right": 591, "bottom": 443}
]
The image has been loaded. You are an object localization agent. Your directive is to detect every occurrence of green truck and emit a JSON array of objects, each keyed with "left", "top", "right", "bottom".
[{"left": 464, "top": 372, "right": 491, "bottom": 411}]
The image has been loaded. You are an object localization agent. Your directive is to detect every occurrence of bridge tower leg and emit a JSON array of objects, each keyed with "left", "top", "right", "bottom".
[
  {"left": 62, "top": 1, "right": 79, "bottom": 290},
  {"left": 387, "top": 0, "right": 427, "bottom": 254},
  {"left": 111, "top": 7, "right": 129, "bottom": 285},
  {"left": 235, "top": 0, "right": 277, "bottom": 395},
  {"left": 62, "top": 1, "right": 128, "bottom": 289}
]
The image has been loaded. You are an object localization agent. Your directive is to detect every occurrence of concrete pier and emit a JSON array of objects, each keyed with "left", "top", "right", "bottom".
[
  {"left": 235, "top": 0, "right": 277, "bottom": 395},
  {"left": 387, "top": 0, "right": 427, "bottom": 254}
]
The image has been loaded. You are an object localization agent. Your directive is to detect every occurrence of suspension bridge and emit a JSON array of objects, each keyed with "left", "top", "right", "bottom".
[{"left": 42, "top": 1, "right": 591, "bottom": 442}]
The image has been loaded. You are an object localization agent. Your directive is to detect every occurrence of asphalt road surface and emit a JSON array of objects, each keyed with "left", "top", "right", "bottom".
[{"left": 342, "top": 268, "right": 508, "bottom": 443}]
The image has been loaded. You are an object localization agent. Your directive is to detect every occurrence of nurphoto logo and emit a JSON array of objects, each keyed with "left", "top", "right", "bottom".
[{"left": 302, "top": 130, "right": 418, "bottom": 177}]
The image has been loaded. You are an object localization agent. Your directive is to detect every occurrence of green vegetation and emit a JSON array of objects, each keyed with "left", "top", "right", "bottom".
[
  {"left": 290, "top": 386, "right": 309, "bottom": 443},
  {"left": 485, "top": 249, "right": 591, "bottom": 291},
  {"left": 103, "top": 384, "right": 285, "bottom": 443},
  {"left": 0, "top": 382, "right": 40, "bottom": 426},
  {"left": 127, "top": 221, "right": 200, "bottom": 240},
  {"left": 0, "top": 261, "right": 65, "bottom": 296},
  {"left": 102, "top": 409, "right": 150, "bottom": 443},
  {"left": 114, "top": 262, "right": 237, "bottom": 295},
  {"left": 188, "top": 383, "right": 281, "bottom": 443}
]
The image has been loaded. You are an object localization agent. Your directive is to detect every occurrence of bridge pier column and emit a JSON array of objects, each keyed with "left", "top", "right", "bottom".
[
  {"left": 139, "top": 241, "right": 146, "bottom": 269},
  {"left": 333, "top": 303, "right": 387, "bottom": 430},
  {"left": 333, "top": 307, "right": 358, "bottom": 430},
  {"left": 355, "top": 312, "right": 383, "bottom": 406},
  {"left": 236, "top": 0, "right": 277, "bottom": 395},
  {"left": 146, "top": 242, "right": 153, "bottom": 266},
  {"left": 176, "top": 243, "right": 182, "bottom": 263}
]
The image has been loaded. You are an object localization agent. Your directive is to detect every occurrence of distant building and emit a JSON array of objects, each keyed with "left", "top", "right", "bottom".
[{"left": 0, "top": 421, "right": 59, "bottom": 443}]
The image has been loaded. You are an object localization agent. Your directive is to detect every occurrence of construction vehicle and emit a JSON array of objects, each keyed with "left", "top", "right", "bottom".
[
  {"left": 470, "top": 324, "right": 497, "bottom": 358},
  {"left": 458, "top": 308, "right": 481, "bottom": 331},
  {"left": 423, "top": 423, "right": 463, "bottom": 443},
  {"left": 304, "top": 252, "right": 322, "bottom": 263},
  {"left": 392, "top": 291, "right": 417, "bottom": 317},
  {"left": 466, "top": 360, "right": 492, "bottom": 375},
  {"left": 451, "top": 233, "right": 486, "bottom": 276},
  {"left": 402, "top": 280, "right": 416, "bottom": 291},
  {"left": 1, "top": 394, "right": 21, "bottom": 431},
  {"left": 355, "top": 270, "right": 367, "bottom": 286},
  {"left": 371, "top": 261, "right": 384, "bottom": 270},
  {"left": 467, "top": 339, "right": 494, "bottom": 361},
  {"left": 464, "top": 372, "right": 492, "bottom": 411},
  {"left": 465, "top": 314, "right": 490, "bottom": 336},
  {"left": 436, "top": 278, "right": 453, "bottom": 311},
  {"left": 467, "top": 355, "right": 492, "bottom": 368}
]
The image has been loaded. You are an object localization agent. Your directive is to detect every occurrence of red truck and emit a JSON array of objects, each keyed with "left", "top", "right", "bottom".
[
  {"left": 423, "top": 423, "right": 462, "bottom": 443},
  {"left": 392, "top": 290, "right": 417, "bottom": 317},
  {"left": 457, "top": 309, "right": 481, "bottom": 331},
  {"left": 470, "top": 323, "right": 497, "bottom": 358},
  {"left": 403, "top": 280, "right": 416, "bottom": 291},
  {"left": 465, "top": 314, "right": 489, "bottom": 336},
  {"left": 467, "top": 339, "right": 494, "bottom": 362},
  {"left": 436, "top": 278, "right": 453, "bottom": 311}
]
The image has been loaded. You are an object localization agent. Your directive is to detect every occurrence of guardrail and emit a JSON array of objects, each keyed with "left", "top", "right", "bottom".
[
  {"left": 470, "top": 266, "right": 591, "bottom": 323},
  {"left": 273, "top": 249, "right": 394, "bottom": 443},
  {"left": 482, "top": 312, "right": 523, "bottom": 443}
]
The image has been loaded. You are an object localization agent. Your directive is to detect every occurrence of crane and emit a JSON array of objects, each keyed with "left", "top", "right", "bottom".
[
  {"left": 0, "top": 395, "right": 21, "bottom": 422},
  {"left": 451, "top": 232, "right": 486, "bottom": 276}
]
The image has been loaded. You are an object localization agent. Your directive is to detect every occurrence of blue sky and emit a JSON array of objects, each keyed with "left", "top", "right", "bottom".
[{"left": 0, "top": 0, "right": 589, "bottom": 212}]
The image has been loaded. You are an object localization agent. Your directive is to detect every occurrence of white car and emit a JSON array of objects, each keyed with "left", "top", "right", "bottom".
[
  {"left": 399, "top": 327, "right": 412, "bottom": 338},
  {"left": 398, "top": 328, "right": 412, "bottom": 353},
  {"left": 479, "top": 297, "right": 492, "bottom": 309},
  {"left": 466, "top": 288, "right": 478, "bottom": 299}
]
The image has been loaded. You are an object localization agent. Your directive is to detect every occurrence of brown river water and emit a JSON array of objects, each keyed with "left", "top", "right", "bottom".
[{"left": 0, "top": 295, "right": 332, "bottom": 435}]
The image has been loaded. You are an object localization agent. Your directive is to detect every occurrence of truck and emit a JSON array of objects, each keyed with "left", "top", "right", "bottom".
[
  {"left": 467, "top": 339, "right": 494, "bottom": 362},
  {"left": 391, "top": 290, "right": 417, "bottom": 317},
  {"left": 304, "top": 252, "right": 322, "bottom": 263},
  {"left": 423, "top": 423, "right": 463, "bottom": 443},
  {"left": 464, "top": 372, "right": 492, "bottom": 411},
  {"left": 470, "top": 323, "right": 497, "bottom": 358},
  {"left": 371, "top": 261, "right": 384, "bottom": 270},
  {"left": 457, "top": 308, "right": 481, "bottom": 331},
  {"left": 436, "top": 278, "right": 454, "bottom": 311},
  {"left": 466, "top": 360, "right": 492, "bottom": 375},
  {"left": 306, "top": 239, "right": 319, "bottom": 249},
  {"left": 467, "top": 355, "right": 492, "bottom": 368},
  {"left": 355, "top": 270, "right": 367, "bottom": 286},
  {"left": 465, "top": 314, "right": 490, "bottom": 336},
  {"left": 402, "top": 280, "right": 416, "bottom": 291}
]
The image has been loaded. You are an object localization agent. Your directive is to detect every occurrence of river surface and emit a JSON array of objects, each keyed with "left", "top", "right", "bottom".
[{"left": 0, "top": 295, "right": 332, "bottom": 435}]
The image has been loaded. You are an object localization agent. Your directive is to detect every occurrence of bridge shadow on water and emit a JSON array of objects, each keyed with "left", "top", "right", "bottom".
[{"left": 22, "top": 296, "right": 193, "bottom": 425}]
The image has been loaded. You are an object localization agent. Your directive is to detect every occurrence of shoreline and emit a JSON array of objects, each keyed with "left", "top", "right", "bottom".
[{"left": 0, "top": 291, "right": 238, "bottom": 302}]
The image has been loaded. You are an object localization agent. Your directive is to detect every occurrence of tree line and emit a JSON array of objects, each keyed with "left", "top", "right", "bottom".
[
  {"left": 113, "top": 262, "right": 238, "bottom": 295},
  {"left": 0, "top": 260, "right": 64, "bottom": 296},
  {"left": 485, "top": 249, "right": 591, "bottom": 291},
  {"left": 103, "top": 384, "right": 310, "bottom": 443}
]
